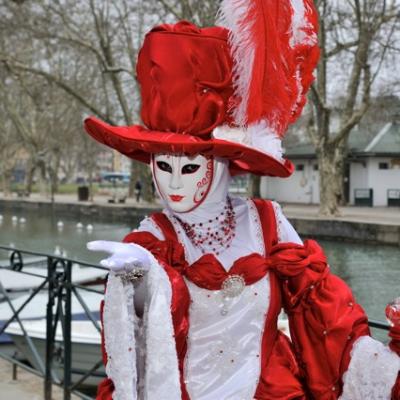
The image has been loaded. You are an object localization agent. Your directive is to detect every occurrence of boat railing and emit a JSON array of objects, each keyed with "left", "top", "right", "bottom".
[
  {"left": 0, "top": 245, "right": 393, "bottom": 399},
  {"left": 0, "top": 245, "right": 107, "bottom": 400}
]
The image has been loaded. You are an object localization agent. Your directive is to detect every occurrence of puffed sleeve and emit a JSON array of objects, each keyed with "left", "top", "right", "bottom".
[
  {"left": 270, "top": 207, "right": 400, "bottom": 399},
  {"left": 269, "top": 205, "right": 367, "bottom": 398},
  {"left": 390, "top": 326, "right": 400, "bottom": 399}
]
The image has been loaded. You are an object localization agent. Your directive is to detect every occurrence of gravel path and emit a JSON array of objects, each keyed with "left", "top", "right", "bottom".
[{"left": 0, "top": 357, "right": 79, "bottom": 400}]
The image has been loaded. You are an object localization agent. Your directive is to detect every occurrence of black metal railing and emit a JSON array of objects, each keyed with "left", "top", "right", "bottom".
[
  {"left": 0, "top": 245, "right": 393, "bottom": 399},
  {"left": 0, "top": 245, "right": 107, "bottom": 400},
  {"left": 368, "top": 319, "right": 390, "bottom": 331}
]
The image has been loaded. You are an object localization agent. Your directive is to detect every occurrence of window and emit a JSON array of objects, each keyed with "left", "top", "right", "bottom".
[
  {"left": 379, "top": 162, "right": 389, "bottom": 170},
  {"left": 296, "top": 164, "right": 304, "bottom": 171},
  {"left": 391, "top": 159, "right": 400, "bottom": 169},
  {"left": 313, "top": 164, "right": 318, "bottom": 171}
]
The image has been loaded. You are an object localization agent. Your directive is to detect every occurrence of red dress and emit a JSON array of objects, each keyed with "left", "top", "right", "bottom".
[{"left": 97, "top": 200, "right": 400, "bottom": 399}]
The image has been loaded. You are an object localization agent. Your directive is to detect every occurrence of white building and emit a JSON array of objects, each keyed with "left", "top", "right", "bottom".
[{"left": 261, "top": 122, "right": 400, "bottom": 207}]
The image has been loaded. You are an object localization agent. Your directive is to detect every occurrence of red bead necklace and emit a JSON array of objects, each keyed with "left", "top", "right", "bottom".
[{"left": 173, "top": 197, "right": 236, "bottom": 255}]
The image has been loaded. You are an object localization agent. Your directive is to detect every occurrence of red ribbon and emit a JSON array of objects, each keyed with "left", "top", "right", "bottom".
[
  {"left": 183, "top": 239, "right": 327, "bottom": 290},
  {"left": 184, "top": 253, "right": 271, "bottom": 290},
  {"left": 124, "top": 231, "right": 328, "bottom": 292}
]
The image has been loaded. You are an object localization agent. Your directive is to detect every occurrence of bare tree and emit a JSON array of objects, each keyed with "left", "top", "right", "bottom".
[
  {"left": 308, "top": 0, "right": 399, "bottom": 215},
  {"left": 2, "top": 0, "right": 397, "bottom": 209},
  {"left": 0, "top": 0, "right": 159, "bottom": 198},
  {"left": 155, "top": 0, "right": 220, "bottom": 26},
  {"left": 0, "top": 119, "right": 20, "bottom": 196},
  {"left": 0, "top": 72, "right": 75, "bottom": 197}
]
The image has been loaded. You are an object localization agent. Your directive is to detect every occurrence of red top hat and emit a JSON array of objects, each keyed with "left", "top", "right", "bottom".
[{"left": 84, "top": 1, "right": 319, "bottom": 177}]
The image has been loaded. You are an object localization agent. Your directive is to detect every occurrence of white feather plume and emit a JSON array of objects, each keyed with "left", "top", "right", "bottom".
[
  {"left": 217, "top": 0, "right": 256, "bottom": 127},
  {"left": 212, "top": 121, "right": 284, "bottom": 161}
]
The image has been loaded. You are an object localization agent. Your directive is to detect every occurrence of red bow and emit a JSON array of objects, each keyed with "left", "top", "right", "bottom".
[
  {"left": 270, "top": 240, "right": 327, "bottom": 277},
  {"left": 124, "top": 232, "right": 328, "bottom": 292},
  {"left": 184, "top": 253, "right": 271, "bottom": 290}
]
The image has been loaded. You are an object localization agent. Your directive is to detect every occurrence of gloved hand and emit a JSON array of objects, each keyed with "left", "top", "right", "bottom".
[{"left": 87, "top": 240, "right": 151, "bottom": 273}]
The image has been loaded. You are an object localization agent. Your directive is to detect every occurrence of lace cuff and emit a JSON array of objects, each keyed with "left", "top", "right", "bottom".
[
  {"left": 103, "top": 253, "right": 182, "bottom": 399},
  {"left": 104, "top": 272, "right": 138, "bottom": 400},
  {"left": 340, "top": 336, "right": 400, "bottom": 400}
]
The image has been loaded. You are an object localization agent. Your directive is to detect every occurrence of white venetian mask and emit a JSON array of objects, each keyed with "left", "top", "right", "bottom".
[{"left": 151, "top": 154, "right": 214, "bottom": 213}]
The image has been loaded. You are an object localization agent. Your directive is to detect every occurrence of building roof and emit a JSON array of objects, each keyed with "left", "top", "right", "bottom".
[
  {"left": 284, "top": 122, "right": 400, "bottom": 159},
  {"left": 362, "top": 122, "right": 400, "bottom": 155}
]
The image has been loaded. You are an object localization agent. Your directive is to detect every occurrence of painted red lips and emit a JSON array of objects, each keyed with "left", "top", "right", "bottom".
[{"left": 169, "top": 195, "right": 185, "bottom": 202}]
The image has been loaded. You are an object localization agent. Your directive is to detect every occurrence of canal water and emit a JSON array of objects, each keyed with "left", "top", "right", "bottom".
[{"left": 0, "top": 207, "right": 399, "bottom": 341}]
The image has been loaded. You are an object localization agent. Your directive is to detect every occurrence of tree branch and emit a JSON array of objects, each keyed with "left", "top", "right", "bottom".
[
  {"left": 310, "top": 83, "right": 329, "bottom": 111},
  {"left": 332, "top": 64, "right": 371, "bottom": 147},
  {"left": 156, "top": 0, "right": 183, "bottom": 20},
  {"left": 326, "top": 40, "right": 359, "bottom": 58},
  {"left": 1, "top": 57, "right": 114, "bottom": 123},
  {"left": 88, "top": 0, "right": 133, "bottom": 125}
]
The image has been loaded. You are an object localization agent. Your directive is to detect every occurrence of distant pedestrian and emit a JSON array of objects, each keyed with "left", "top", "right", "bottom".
[{"left": 134, "top": 180, "right": 142, "bottom": 202}]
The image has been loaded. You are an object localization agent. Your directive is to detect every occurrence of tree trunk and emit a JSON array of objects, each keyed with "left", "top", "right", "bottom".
[
  {"left": 248, "top": 175, "right": 261, "bottom": 198},
  {"left": 48, "top": 166, "right": 59, "bottom": 203},
  {"left": 129, "top": 161, "right": 153, "bottom": 202},
  {"left": 52, "top": 155, "right": 61, "bottom": 194},
  {"left": 128, "top": 160, "right": 136, "bottom": 198},
  {"left": 1, "top": 170, "right": 12, "bottom": 196},
  {"left": 141, "top": 166, "right": 154, "bottom": 202},
  {"left": 88, "top": 163, "right": 94, "bottom": 202},
  {"left": 318, "top": 143, "right": 347, "bottom": 216},
  {"left": 38, "top": 161, "right": 47, "bottom": 197},
  {"left": 25, "top": 164, "right": 35, "bottom": 195}
]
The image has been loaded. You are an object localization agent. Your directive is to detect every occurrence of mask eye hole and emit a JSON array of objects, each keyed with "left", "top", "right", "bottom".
[
  {"left": 181, "top": 164, "right": 200, "bottom": 175},
  {"left": 156, "top": 161, "right": 172, "bottom": 173}
]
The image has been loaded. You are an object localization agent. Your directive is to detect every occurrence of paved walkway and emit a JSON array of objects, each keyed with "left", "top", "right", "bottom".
[
  {"left": 281, "top": 203, "right": 400, "bottom": 226},
  {"left": 1, "top": 192, "right": 399, "bottom": 226},
  {"left": 0, "top": 192, "right": 160, "bottom": 209},
  {"left": 0, "top": 357, "right": 78, "bottom": 400}
]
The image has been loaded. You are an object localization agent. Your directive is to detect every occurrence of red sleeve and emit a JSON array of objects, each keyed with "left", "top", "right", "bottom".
[
  {"left": 390, "top": 326, "right": 400, "bottom": 399},
  {"left": 393, "top": 377, "right": 400, "bottom": 400},
  {"left": 96, "top": 299, "right": 114, "bottom": 399},
  {"left": 270, "top": 240, "right": 370, "bottom": 399}
]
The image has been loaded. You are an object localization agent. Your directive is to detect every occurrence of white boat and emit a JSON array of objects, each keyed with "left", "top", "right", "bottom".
[
  {"left": 0, "top": 264, "right": 106, "bottom": 295},
  {"left": 5, "top": 319, "right": 104, "bottom": 387},
  {"left": 1, "top": 289, "right": 104, "bottom": 387},
  {"left": 0, "top": 289, "right": 103, "bottom": 321}
]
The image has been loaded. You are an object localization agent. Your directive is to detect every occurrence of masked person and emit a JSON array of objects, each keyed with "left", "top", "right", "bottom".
[{"left": 85, "top": 1, "right": 400, "bottom": 399}]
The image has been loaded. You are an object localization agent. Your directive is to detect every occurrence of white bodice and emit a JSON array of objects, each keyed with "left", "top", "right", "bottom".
[
  {"left": 182, "top": 199, "right": 268, "bottom": 400},
  {"left": 184, "top": 276, "right": 270, "bottom": 400},
  {"left": 138, "top": 198, "right": 302, "bottom": 400}
]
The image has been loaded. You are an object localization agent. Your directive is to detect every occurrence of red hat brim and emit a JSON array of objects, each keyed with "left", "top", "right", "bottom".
[{"left": 84, "top": 116, "right": 294, "bottom": 177}]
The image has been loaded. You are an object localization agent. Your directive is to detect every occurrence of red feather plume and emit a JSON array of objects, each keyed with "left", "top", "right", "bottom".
[{"left": 218, "top": 0, "right": 320, "bottom": 136}]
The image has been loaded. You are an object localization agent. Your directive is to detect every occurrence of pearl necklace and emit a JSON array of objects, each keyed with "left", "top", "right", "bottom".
[{"left": 172, "top": 197, "right": 236, "bottom": 255}]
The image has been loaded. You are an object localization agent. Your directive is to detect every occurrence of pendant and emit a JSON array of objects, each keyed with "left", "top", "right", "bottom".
[
  {"left": 221, "top": 275, "right": 245, "bottom": 298},
  {"left": 220, "top": 275, "right": 245, "bottom": 316}
]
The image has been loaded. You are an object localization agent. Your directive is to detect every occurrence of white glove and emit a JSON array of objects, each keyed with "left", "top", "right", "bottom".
[{"left": 87, "top": 240, "right": 151, "bottom": 273}]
